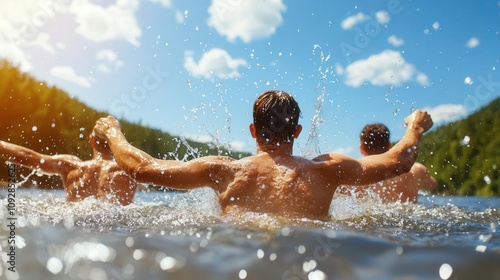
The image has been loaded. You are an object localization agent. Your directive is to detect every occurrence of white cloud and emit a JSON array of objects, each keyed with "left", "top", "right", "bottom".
[
  {"left": 24, "top": 33, "right": 55, "bottom": 54},
  {"left": 466, "top": 37, "right": 480, "bottom": 48},
  {"left": 387, "top": 35, "right": 404, "bottom": 47},
  {"left": 175, "top": 10, "right": 184, "bottom": 24},
  {"left": 96, "top": 49, "right": 123, "bottom": 72},
  {"left": 334, "top": 63, "right": 344, "bottom": 75},
  {"left": 341, "top": 12, "right": 369, "bottom": 30},
  {"left": 69, "top": 0, "right": 141, "bottom": 46},
  {"left": 0, "top": 0, "right": 60, "bottom": 72},
  {"left": 228, "top": 141, "right": 246, "bottom": 152},
  {"left": 0, "top": 19, "right": 32, "bottom": 71},
  {"left": 423, "top": 104, "right": 468, "bottom": 124},
  {"left": 150, "top": 0, "right": 172, "bottom": 8},
  {"left": 184, "top": 48, "right": 247, "bottom": 79},
  {"left": 207, "top": 0, "right": 286, "bottom": 43},
  {"left": 416, "top": 73, "right": 430, "bottom": 87},
  {"left": 332, "top": 146, "right": 354, "bottom": 155},
  {"left": 96, "top": 49, "right": 118, "bottom": 62},
  {"left": 343, "top": 50, "right": 429, "bottom": 87},
  {"left": 375, "top": 11, "right": 390, "bottom": 24},
  {"left": 97, "top": 64, "right": 110, "bottom": 73},
  {"left": 50, "top": 66, "right": 92, "bottom": 88}
]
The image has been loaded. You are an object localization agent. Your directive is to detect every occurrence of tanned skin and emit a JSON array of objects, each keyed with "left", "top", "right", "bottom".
[
  {"left": 0, "top": 133, "right": 140, "bottom": 206},
  {"left": 94, "top": 93, "right": 433, "bottom": 219},
  {"left": 336, "top": 125, "right": 437, "bottom": 203}
]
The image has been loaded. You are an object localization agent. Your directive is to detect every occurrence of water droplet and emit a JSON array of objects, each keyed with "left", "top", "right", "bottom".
[
  {"left": 160, "top": 256, "right": 177, "bottom": 270},
  {"left": 239, "top": 269, "right": 247, "bottom": 279},
  {"left": 464, "top": 77, "right": 473, "bottom": 85},
  {"left": 484, "top": 175, "right": 491, "bottom": 184},
  {"left": 475, "top": 245, "right": 487, "bottom": 253},
  {"left": 257, "top": 249, "right": 264, "bottom": 258},
  {"left": 302, "top": 259, "right": 317, "bottom": 272},
  {"left": 133, "top": 249, "right": 145, "bottom": 260},
  {"left": 125, "top": 236, "right": 134, "bottom": 247},
  {"left": 297, "top": 245, "right": 306, "bottom": 254},
  {"left": 46, "top": 257, "right": 63, "bottom": 274},
  {"left": 308, "top": 269, "right": 327, "bottom": 280},
  {"left": 460, "top": 135, "right": 470, "bottom": 145},
  {"left": 439, "top": 263, "right": 453, "bottom": 279},
  {"left": 396, "top": 246, "right": 403, "bottom": 255},
  {"left": 269, "top": 253, "right": 277, "bottom": 261}
]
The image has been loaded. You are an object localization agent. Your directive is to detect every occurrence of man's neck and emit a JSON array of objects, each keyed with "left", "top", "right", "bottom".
[{"left": 256, "top": 142, "right": 294, "bottom": 157}]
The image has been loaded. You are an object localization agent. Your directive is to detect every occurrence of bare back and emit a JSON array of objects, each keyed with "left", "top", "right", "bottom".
[
  {"left": 63, "top": 159, "right": 139, "bottom": 205},
  {"left": 219, "top": 153, "right": 338, "bottom": 218}
]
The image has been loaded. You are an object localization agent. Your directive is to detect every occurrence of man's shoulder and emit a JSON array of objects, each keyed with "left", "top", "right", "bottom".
[{"left": 311, "top": 152, "right": 353, "bottom": 163}]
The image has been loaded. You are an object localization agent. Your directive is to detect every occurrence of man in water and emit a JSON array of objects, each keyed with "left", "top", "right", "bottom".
[
  {"left": 0, "top": 131, "right": 140, "bottom": 205},
  {"left": 336, "top": 123, "right": 437, "bottom": 203},
  {"left": 93, "top": 90, "right": 433, "bottom": 219}
]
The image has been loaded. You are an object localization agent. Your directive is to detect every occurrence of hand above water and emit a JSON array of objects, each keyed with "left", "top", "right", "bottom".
[
  {"left": 93, "top": 116, "right": 122, "bottom": 140},
  {"left": 405, "top": 110, "right": 433, "bottom": 134}
]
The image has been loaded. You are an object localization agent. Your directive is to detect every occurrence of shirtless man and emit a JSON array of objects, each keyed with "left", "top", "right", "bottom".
[
  {"left": 336, "top": 123, "right": 437, "bottom": 203},
  {"left": 94, "top": 90, "right": 433, "bottom": 219},
  {"left": 0, "top": 130, "right": 140, "bottom": 206}
]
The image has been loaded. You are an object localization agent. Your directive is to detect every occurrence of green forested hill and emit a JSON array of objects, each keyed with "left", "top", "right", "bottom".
[
  {"left": 418, "top": 97, "right": 500, "bottom": 196},
  {"left": 2, "top": 60, "right": 498, "bottom": 196},
  {"left": 0, "top": 60, "right": 248, "bottom": 189}
]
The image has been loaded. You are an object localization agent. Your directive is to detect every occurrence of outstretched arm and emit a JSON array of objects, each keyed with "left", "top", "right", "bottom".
[
  {"left": 0, "top": 140, "right": 80, "bottom": 175},
  {"left": 317, "top": 110, "right": 433, "bottom": 186},
  {"left": 93, "top": 116, "right": 234, "bottom": 191}
]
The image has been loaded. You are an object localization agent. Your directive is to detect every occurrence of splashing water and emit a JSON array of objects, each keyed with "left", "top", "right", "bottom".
[{"left": 0, "top": 187, "right": 499, "bottom": 279}]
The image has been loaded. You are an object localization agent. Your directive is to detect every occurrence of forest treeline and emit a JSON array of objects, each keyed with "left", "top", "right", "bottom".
[
  {"left": 1, "top": 60, "right": 499, "bottom": 196},
  {"left": 0, "top": 60, "right": 249, "bottom": 189},
  {"left": 418, "top": 97, "right": 500, "bottom": 196}
]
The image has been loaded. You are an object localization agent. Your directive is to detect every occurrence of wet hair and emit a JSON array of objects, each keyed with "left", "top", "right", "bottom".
[
  {"left": 360, "top": 123, "right": 390, "bottom": 155},
  {"left": 253, "top": 90, "right": 301, "bottom": 145}
]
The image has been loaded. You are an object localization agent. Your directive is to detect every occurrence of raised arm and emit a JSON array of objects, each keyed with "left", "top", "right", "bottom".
[
  {"left": 93, "top": 116, "right": 235, "bottom": 191},
  {"left": 0, "top": 140, "right": 80, "bottom": 175},
  {"left": 318, "top": 110, "right": 433, "bottom": 186}
]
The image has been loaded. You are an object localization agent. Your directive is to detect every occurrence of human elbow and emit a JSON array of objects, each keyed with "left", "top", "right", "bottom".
[{"left": 395, "top": 158, "right": 413, "bottom": 176}]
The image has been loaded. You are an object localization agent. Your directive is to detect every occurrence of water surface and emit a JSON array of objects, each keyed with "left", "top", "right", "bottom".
[{"left": 0, "top": 188, "right": 499, "bottom": 280}]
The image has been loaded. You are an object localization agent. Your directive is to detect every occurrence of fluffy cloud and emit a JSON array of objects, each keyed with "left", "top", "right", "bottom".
[
  {"left": 466, "top": 37, "right": 480, "bottom": 48},
  {"left": 343, "top": 50, "right": 429, "bottom": 87},
  {"left": 50, "top": 66, "right": 92, "bottom": 88},
  {"left": 184, "top": 48, "right": 247, "bottom": 79},
  {"left": 341, "top": 11, "right": 391, "bottom": 30},
  {"left": 423, "top": 104, "right": 468, "bottom": 124},
  {"left": 150, "top": 0, "right": 172, "bottom": 8},
  {"left": 207, "top": 0, "right": 286, "bottom": 43},
  {"left": 0, "top": 0, "right": 56, "bottom": 72},
  {"left": 175, "top": 10, "right": 185, "bottom": 24},
  {"left": 0, "top": 20, "right": 32, "bottom": 71},
  {"left": 70, "top": 0, "right": 141, "bottom": 46},
  {"left": 387, "top": 35, "right": 404, "bottom": 47},
  {"left": 96, "top": 49, "right": 123, "bottom": 73},
  {"left": 340, "top": 12, "right": 369, "bottom": 30}
]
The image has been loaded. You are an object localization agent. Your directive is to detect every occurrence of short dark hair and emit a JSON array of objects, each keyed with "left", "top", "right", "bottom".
[
  {"left": 253, "top": 90, "right": 301, "bottom": 144},
  {"left": 360, "top": 123, "right": 390, "bottom": 155}
]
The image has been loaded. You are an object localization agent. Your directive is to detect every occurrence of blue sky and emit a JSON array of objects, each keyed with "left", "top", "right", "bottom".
[{"left": 1, "top": 0, "right": 499, "bottom": 158}]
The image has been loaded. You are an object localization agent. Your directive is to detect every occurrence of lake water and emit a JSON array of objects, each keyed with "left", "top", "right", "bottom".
[{"left": 0, "top": 188, "right": 499, "bottom": 280}]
